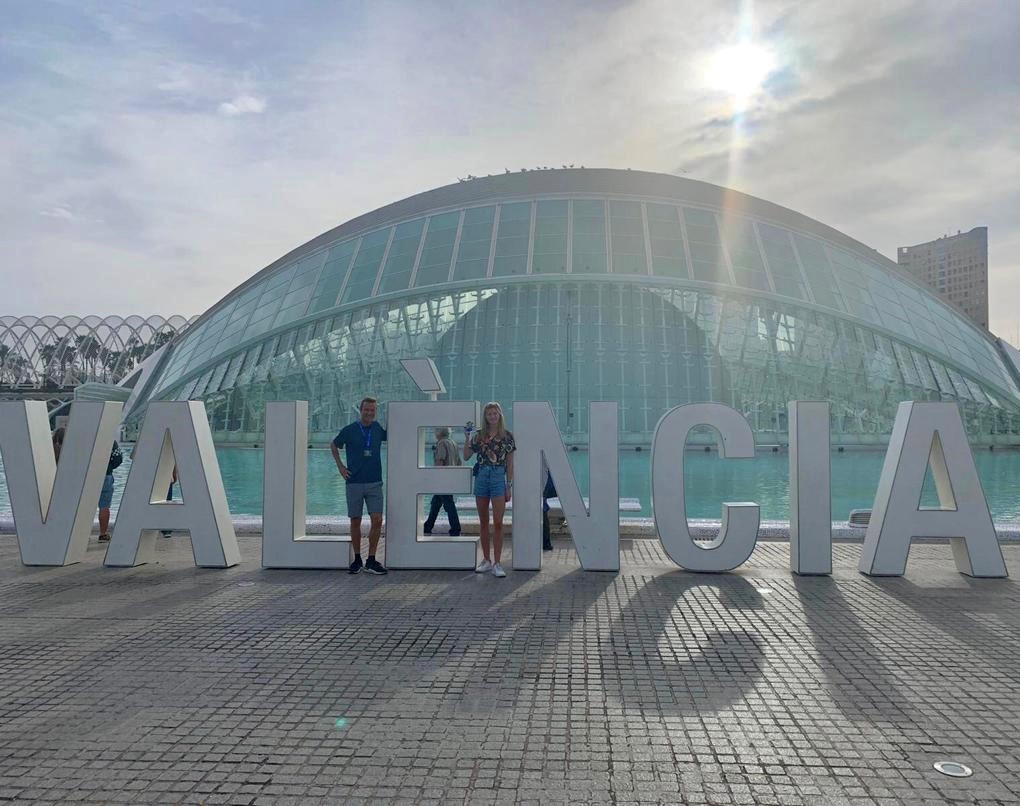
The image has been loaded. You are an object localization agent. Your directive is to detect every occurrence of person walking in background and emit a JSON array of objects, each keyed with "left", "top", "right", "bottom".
[
  {"left": 97, "top": 441, "right": 123, "bottom": 543},
  {"left": 464, "top": 402, "right": 515, "bottom": 578},
  {"left": 52, "top": 426, "right": 65, "bottom": 461},
  {"left": 162, "top": 465, "right": 178, "bottom": 538},
  {"left": 542, "top": 468, "right": 556, "bottom": 552},
  {"left": 423, "top": 427, "right": 462, "bottom": 537},
  {"left": 331, "top": 396, "right": 388, "bottom": 576}
]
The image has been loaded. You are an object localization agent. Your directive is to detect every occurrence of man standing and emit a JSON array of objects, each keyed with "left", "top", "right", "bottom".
[
  {"left": 331, "top": 397, "right": 388, "bottom": 575},
  {"left": 423, "top": 426, "right": 462, "bottom": 537}
]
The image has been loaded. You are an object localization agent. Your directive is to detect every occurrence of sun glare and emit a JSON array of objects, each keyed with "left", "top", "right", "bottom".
[{"left": 705, "top": 42, "right": 777, "bottom": 109}]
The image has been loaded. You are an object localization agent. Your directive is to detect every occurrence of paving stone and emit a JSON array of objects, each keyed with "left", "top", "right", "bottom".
[{"left": 0, "top": 536, "right": 1016, "bottom": 803}]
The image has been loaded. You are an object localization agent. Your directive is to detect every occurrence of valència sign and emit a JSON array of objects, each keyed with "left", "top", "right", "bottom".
[{"left": 0, "top": 398, "right": 1009, "bottom": 579}]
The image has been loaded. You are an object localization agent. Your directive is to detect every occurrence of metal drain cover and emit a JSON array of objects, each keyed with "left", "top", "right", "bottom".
[{"left": 933, "top": 761, "right": 973, "bottom": 778}]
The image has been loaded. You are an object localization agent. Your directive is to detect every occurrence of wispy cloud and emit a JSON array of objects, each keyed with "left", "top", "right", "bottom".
[
  {"left": 218, "top": 93, "right": 266, "bottom": 116},
  {"left": 38, "top": 205, "right": 75, "bottom": 221}
]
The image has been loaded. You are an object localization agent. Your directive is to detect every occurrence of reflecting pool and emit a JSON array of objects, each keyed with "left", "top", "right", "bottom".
[{"left": 2, "top": 446, "right": 1020, "bottom": 522}]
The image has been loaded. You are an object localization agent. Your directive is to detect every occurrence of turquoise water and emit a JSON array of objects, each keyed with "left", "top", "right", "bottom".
[{"left": 3, "top": 446, "right": 1020, "bottom": 522}]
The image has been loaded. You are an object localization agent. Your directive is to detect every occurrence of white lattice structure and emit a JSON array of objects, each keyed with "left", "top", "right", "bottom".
[{"left": 0, "top": 315, "right": 194, "bottom": 389}]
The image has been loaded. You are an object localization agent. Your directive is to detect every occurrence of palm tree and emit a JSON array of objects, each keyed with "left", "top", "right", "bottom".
[
  {"left": 38, "top": 343, "right": 60, "bottom": 386},
  {"left": 54, "top": 337, "right": 76, "bottom": 386},
  {"left": 0, "top": 344, "right": 19, "bottom": 386},
  {"left": 74, "top": 334, "right": 102, "bottom": 382},
  {"left": 100, "top": 347, "right": 129, "bottom": 383},
  {"left": 2, "top": 354, "right": 29, "bottom": 386}
]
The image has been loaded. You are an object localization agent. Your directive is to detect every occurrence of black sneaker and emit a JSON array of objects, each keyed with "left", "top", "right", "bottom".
[
  {"left": 364, "top": 557, "right": 388, "bottom": 575},
  {"left": 348, "top": 556, "right": 363, "bottom": 575}
]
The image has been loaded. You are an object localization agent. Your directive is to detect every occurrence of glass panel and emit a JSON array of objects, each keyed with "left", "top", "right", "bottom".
[
  {"left": 792, "top": 234, "right": 845, "bottom": 311},
  {"left": 609, "top": 200, "right": 647, "bottom": 275},
  {"left": 288, "top": 252, "right": 327, "bottom": 291},
  {"left": 191, "top": 367, "right": 215, "bottom": 398},
  {"left": 572, "top": 199, "right": 607, "bottom": 274},
  {"left": 207, "top": 360, "right": 229, "bottom": 394},
  {"left": 722, "top": 217, "right": 770, "bottom": 292},
  {"left": 341, "top": 228, "right": 391, "bottom": 305},
  {"left": 682, "top": 207, "right": 729, "bottom": 284},
  {"left": 187, "top": 301, "right": 239, "bottom": 370},
  {"left": 827, "top": 247, "right": 881, "bottom": 327},
  {"left": 453, "top": 205, "right": 495, "bottom": 281},
  {"left": 413, "top": 211, "right": 459, "bottom": 288},
  {"left": 219, "top": 285, "right": 262, "bottom": 337},
  {"left": 492, "top": 202, "right": 531, "bottom": 277},
  {"left": 532, "top": 200, "right": 568, "bottom": 274},
  {"left": 757, "top": 223, "right": 806, "bottom": 300},
  {"left": 646, "top": 203, "right": 688, "bottom": 279},
  {"left": 220, "top": 352, "right": 245, "bottom": 392},
  {"left": 177, "top": 375, "right": 200, "bottom": 401},
  {"left": 308, "top": 239, "right": 357, "bottom": 314},
  {"left": 377, "top": 218, "right": 425, "bottom": 294},
  {"left": 273, "top": 301, "right": 311, "bottom": 330}
]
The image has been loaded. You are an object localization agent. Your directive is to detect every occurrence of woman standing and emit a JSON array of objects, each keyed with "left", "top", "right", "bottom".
[{"left": 464, "top": 402, "right": 515, "bottom": 578}]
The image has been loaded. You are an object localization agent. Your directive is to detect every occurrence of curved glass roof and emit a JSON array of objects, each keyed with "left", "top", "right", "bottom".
[{"left": 147, "top": 170, "right": 1019, "bottom": 405}]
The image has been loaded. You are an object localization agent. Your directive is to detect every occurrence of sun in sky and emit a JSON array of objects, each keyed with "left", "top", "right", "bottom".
[{"left": 704, "top": 41, "right": 778, "bottom": 111}]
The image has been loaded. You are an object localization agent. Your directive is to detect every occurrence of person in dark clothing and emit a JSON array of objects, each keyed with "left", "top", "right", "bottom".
[
  {"left": 52, "top": 426, "right": 65, "bottom": 461},
  {"left": 330, "top": 397, "right": 388, "bottom": 575},
  {"left": 162, "top": 465, "right": 178, "bottom": 538},
  {"left": 542, "top": 469, "right": 555, "bottom": 551},
  {"left": 424, "top": 427, "right": 462, "bottom": 536}
]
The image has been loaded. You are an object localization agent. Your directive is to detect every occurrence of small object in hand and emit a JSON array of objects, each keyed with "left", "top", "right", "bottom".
[{"left": 464, "top": 420, "right": 475, "bottom": 434}]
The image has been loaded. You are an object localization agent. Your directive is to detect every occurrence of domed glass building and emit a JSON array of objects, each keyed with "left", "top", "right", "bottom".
[{"left": 125, "top": 169, "right": 1020, "bottom": 446}]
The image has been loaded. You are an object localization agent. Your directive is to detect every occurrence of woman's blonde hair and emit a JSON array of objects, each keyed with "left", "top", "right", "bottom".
[{"left": 481, "top": 402, "right": 507, "bottom": 438}]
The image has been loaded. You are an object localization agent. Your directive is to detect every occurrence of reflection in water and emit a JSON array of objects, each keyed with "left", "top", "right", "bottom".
[{"left": 1, "top": 445, "right": 1020, "bottom": 522}]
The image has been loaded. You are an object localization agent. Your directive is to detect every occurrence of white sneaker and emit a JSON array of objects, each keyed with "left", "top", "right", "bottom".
[
  {"left": 491, "top": 563, "right": 506, "bottom": 578},
  {"left": 475, "top": 559, "right": 493, "bottom": 573}
]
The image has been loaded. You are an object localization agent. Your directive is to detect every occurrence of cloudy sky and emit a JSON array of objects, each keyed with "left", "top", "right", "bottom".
[{"left": 1, "top": 1, "right": 1018, "bottom": 336}]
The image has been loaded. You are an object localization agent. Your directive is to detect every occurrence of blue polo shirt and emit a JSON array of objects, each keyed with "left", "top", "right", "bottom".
[{"left": 333, "top": 420, "right": 387, "bottom": 484}]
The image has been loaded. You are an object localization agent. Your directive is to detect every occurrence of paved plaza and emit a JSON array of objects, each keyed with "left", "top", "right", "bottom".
[{"left": 0, "top": 535, "right": 1017, "bottom": 805}]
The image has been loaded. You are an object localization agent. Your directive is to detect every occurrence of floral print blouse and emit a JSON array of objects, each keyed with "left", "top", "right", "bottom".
[{"left": 470, "top": 431, "right": 516, "bottom": 467}]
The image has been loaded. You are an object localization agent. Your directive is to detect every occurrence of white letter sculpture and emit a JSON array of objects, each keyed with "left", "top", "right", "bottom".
[
  {"left": 859, "top": 401, "right": 1007, "bottom": 577},
  {"left": 385, "top": 400, "right": 478, "bottom": 569},
  {"left": 105, "top": 401, "right": 239, "bottom": 568},
  {"left": 788, "top": 401, "right": 832, "bottom": 575},
  {"left": 262, "top": 401, "right": 351, "bottom": 568},
  {"left": 0, "top": 400, "right": 122, "bottom": 566},
  {"left": 652, "top": 403, "right": 759, "bottom": 572},
  {"left": 512, "top": 402, "right": 619, "bottom": 571}
]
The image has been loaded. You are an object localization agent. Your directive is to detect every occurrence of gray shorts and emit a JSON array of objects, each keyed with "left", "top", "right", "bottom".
[{"left": 346, "top": 481, "right": 384, "bottom": 518}]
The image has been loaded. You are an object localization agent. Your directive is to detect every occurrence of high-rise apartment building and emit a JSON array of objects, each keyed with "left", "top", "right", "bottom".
[{"left": 897, "top": 227, "right": 988, "bottom": 328}]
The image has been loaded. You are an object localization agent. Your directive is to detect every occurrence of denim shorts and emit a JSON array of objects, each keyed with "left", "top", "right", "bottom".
[
  {"left": 98, "top": 474, "right": 115, "bottom": 509},
  {"left": 346, "top": 481, "right": 384, "bottom": 518},
  {"left": 473, "top": 464, "right": 507, "bottom": 498}
]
